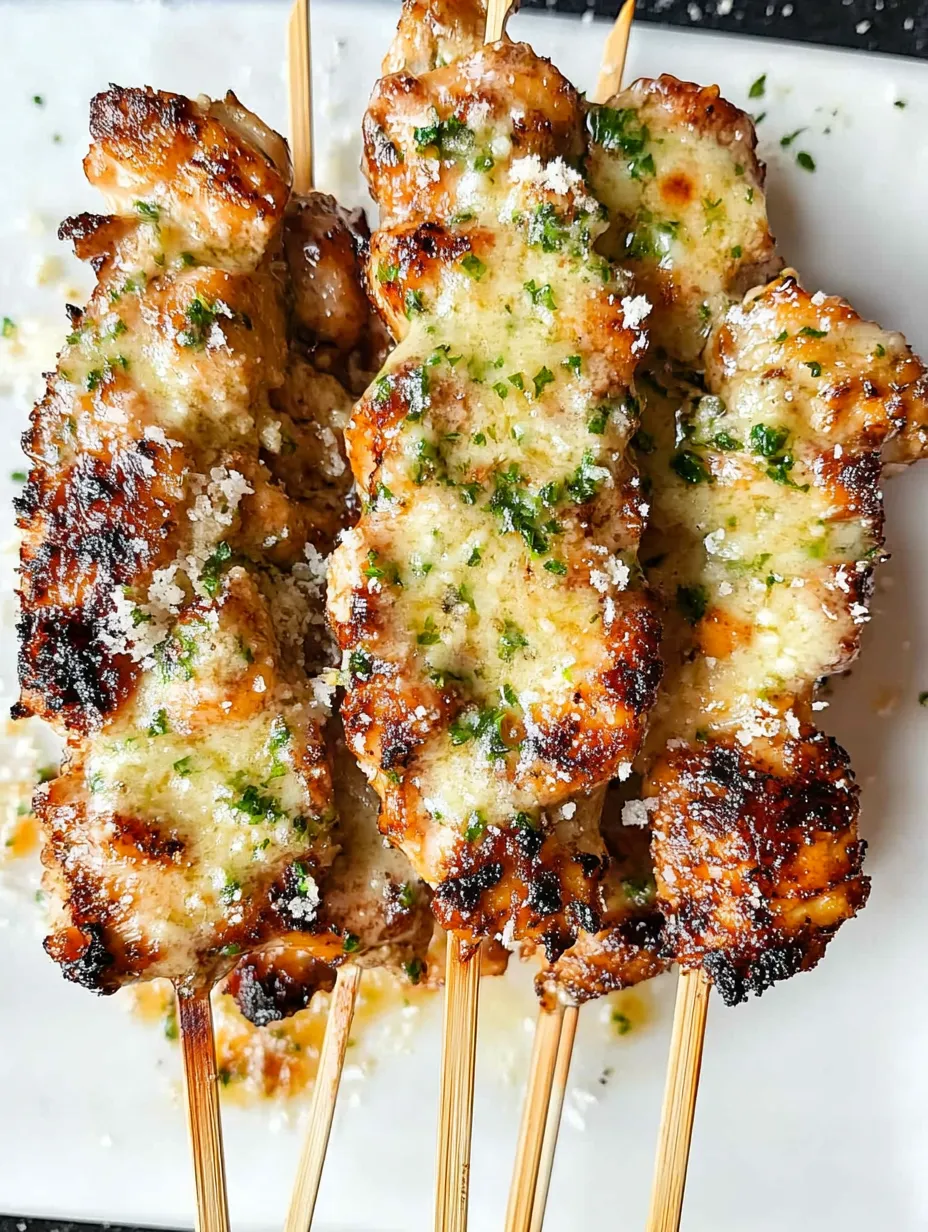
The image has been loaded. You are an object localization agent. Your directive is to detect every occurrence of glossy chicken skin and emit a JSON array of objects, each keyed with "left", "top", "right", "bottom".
[
  {"left": 590, "top": 75, "right": 928, "bottom": 1002},
  {"left": 328, "top": 5, "right": 662, "bottom": 957}
]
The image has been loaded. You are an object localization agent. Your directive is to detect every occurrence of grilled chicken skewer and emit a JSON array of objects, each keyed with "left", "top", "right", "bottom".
[
  {"left": 328, "top": 0, "right": 661, "bottom": 976},
  {"left": 521, "top": 60, "right": 928, "bottom": 1231},
  {"left": 14, "top": 85, "right": 434, "bottom": 1226},
  {"left": 327, "top": 2, "right": 661, "bottom": 1225}
]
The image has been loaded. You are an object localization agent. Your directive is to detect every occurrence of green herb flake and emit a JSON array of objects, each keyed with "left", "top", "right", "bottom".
[
  {"left": 587, "top": 405, "right": 610, "bottom": 435},
  {"left": 748, "top": 74, "right": 767, "bottom": 99},
  {"left": 461, "top": 253, "right": 486, "bottom": 280},
  {"left": 147, "top": 708, "right": 169, "bottom": 737},
  {"left": 796, "top": 150, "right": 816, "bottom": 172},
  {"left": 2, "top": 317, "right": 17, "bottom": 338},
  {"left": 533, "top": 366, "right": 555, "bottom": 398},
  {"left": 750, "top": 423, "right": 790, "bottom": 457},
  {"left": 404, "top": 288, "right": 425, "bottom": 318},
  {"left": 524, "top": 279, "right": 557, "bottom": 311},
  {"left": 498, "top": 621, "right": 529, "bottom": 662},
  {"left": 544, "top": 559, "right": 567, "bottom": 576},
  {"left": 343, "top": 933, "right": 361, "bottom": 953},
  {"left": 676, "top": 584, "right": 709, "bottom": 626},
  {"left": 780, "top": 127, "right": 806, "bottom": 147},
  {"left": 670, "top": 449, "right": 713, "bottom": 485},
  {"left": 134, "top": 199, "right": 161, "bottom": 221}
]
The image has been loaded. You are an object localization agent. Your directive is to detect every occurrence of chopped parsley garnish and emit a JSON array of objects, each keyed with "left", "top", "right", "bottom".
[
  {"left": 805, "top": 361, "right": 822, "bottom": 377},
  {"left": 404, "top": 957, "right": 425, "bottom": 984},
  {"left": 147, "top": 708, "right": 169, "bottom": 737},
  {"left": 750, "top": 423, "right": 790, "bottom": 457},
  {"left": 676, "top": 584, "right": 709, "bottom": 626},
  {"left": 612, "top": 1010, "right": 632, "bottom": 1036},
  {"left": 498, "top": 621, "right": 529, "bottom": 662},
  {"left": 467, "top": 545, "right": 482, "bottom": 567},
  {"left": 404, "top": 288, "right": 425, "bottom": 318},
  {"left": 201, "top": 540, "right": 232, "bottom": 598},
  {"left": 417, "top": 616, "right": 441, "bottom": 646},
  {"left": 363, "top": 549, "right": 401, "bottom": 585},
  {"left": 544, "top": 558, "right": 567, "bottom": 575},
  {"left": 748, "top": 74, "right": 766, "bottom": 99},
  {"left": 711, "top": 431, "right": 743, "bottom": 451},
  {"left": 343, "top": 933, "right": 361, "bottom": 953},
  {"left": 780, "top": 128, "right": 805, "bottom": 148},
  {"left": 799, "top": 325, "right": 828, "bottom": 339},
  {"left": 670, "top": 450, "right": 712, "bottom": 485},
  {"left": 796, "top": 151, "right": 816, "bottom": 172},
  {"left": 563, "top": 354, "right": 582, "bottom": 375},
  {"left": 464, "top": 811, "right": 488, "bottom": 842},
  {"left": 173, "top": 756, "right": 193, "bottom": 776},
  {"left": 473, "top": 152, "right": 494, "bottom": 172},
  {"left": 587, "top": 405, "right": 610, "bottom": 435},
  {"left": 178, "top": 295, "right": 223, "bottom": 348},
  {"left": 533, "top": 366, "right": 555, "bottom": 398},
  {"left": 377, "top": 261, "right": 399, "bottom": 284},
  {"left": 10, "top": 470, "right": 27, "bottom": 483},
  {"left": 587, "top": 105, "right": 651, "bottom": 175},
  {"left": 730, "top": 244, "right": 743, "bottom": 259},
  {"left": 449, "top": 706, "right": 516, "bottom": 759},
  {"left": 565, "top": 450, "right": 608, "bottom": 503},
  {"left": 219, "top": 875, "right": 241, "bottom": 905},
  {"left": 461, "top": 253, "right": 486, "bottom": 280},
  {"left": 233, "top": 785, "right": 284, "bottom": 825},
  {"left": 398, "top": 882, "right": 416, "bottom": 909},
  {"left": 413, "top": 114, "right": 473, "bottom": 160},
  {"left": 268, "top": 718, "right": 291, "bottom": 755},
  {"left": 524, "top": 280, "right": 557, "bottom": 311},
  {"left": 134, "top": 199, "right": 161, "bottom": 221},
  {"left": 2, "top": 317, "right": 17, "bottom": 338},
  {"left": 348, "top": 650, "right": 373, "bottom": 680}
]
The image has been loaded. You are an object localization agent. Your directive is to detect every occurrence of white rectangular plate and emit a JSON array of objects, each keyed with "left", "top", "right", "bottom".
[{"left": 1, "top": 3, "right": 927, "bottom": 1229}]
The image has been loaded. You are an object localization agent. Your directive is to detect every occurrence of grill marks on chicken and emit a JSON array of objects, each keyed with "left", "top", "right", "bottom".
[
  {"left": 587, "top": 74, "right": 928, "bottom": 1002},
  {"left": 15, "top": 87, "right": 359, "bottom": 995},
  {"left": 328, "top": 13, "right": 661, "bottom": 953}
]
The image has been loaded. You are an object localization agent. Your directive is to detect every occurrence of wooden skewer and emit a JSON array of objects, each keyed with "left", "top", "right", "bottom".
[
  {"left": 593, "top": 0, "right": 636, "bottom": 104},
  {"left": 434, "top": 934, "right": 482, "bottom": 1232},
  {"left": 504, "top": 1006, "right": 565, "bottom": 1232},
  {"left": 288, "top": 0, "right": 313, "bottom": 193},
  {"left": 528, "top": 1004, "right": 578, "bottom": 1232},
  {"left": 645, "top": 969, "right": 710, "bottom": 1232},
  {"left": 176, "top": 987, "right": 231, "bottom": 1232},
  {"left": 485, "top": 0, "right": 514, "bottom": 44},
  {"left": 285, "top": 964, "right": 363, "bottom": 1232}
]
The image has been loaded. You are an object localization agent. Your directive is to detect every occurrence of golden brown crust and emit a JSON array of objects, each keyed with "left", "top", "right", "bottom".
[{"left": 649, "top": 732, "right": 869, "bottom": 1006}]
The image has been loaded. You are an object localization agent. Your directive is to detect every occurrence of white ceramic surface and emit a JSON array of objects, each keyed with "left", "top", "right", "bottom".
[{"left": 1, "top": 4, "right": 927, "bottom": 1229}]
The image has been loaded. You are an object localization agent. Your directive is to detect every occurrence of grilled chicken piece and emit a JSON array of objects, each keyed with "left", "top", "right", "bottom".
[
  {"left": 589, "top": 76, "right": 928, "bottom": 1002},
  {"left": 328, "top": 3, "right": 662, "bottom": 958},
  {"left": 227, "top": 728, "right": 434, "bottom": 1026},
  {"left": 15, "top": 87, "right": 348, "bottom": 995},
  {"left": 226, "top": 194, "right": 432, "bottom": 1019},
  {"left": 537, "top": 780, "right": 666, "bottom": 1005}
]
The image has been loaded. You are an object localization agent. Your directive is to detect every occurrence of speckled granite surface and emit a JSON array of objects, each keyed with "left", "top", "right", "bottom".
[{"left": 525, "top": 0, "right": 928, "bottom": 57}]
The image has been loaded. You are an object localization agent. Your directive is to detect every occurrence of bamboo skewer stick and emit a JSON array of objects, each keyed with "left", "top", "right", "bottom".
[
  {"left": 501, "top": 3, "right": 638, "bottom": 1224},
  {"left": 528, "top": 1003, "right": 578, "bottom": 1232},
  {"left": 645, "top": 969, "right": 710, "bottom": 1232},
  {"left": 485, "top": 0, "right": 513, "bottom": 44},
  {"left": 434, "top": 935, "right": 482, "bottom": 1232},
  {"left": 285, "top": 965, "right": 363, "bottom": 1232},
  {"left": 593, "top": 0, "right": 637, "bottom": 103},
  {"left": 177, "top": 987, "right": 231, "bottom": 1232},
  {"left": 288, "top": 0, "right": 314, "bottom": 194},
  {"left": 504, "top": 1006, "right": 565, "bottom": 1232}
]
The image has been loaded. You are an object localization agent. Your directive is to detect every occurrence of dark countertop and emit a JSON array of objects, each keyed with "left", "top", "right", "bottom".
[
  {"left": 3, "top": 3, "right": 925, "bottom": 1232},
  {"left": 524, "top": 0, "right": 928, "bottom": 56}
]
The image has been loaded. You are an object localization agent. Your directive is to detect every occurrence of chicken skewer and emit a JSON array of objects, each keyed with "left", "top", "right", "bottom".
[
  {"left": 12, "top": 82, "right": 430, "bottom": 1232},
  {"left": 325, "top": 0, "right": 662, "bottom": 1225},
  {"left": 509, "top": 25, "right": 928, "bottom": 1225}
]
